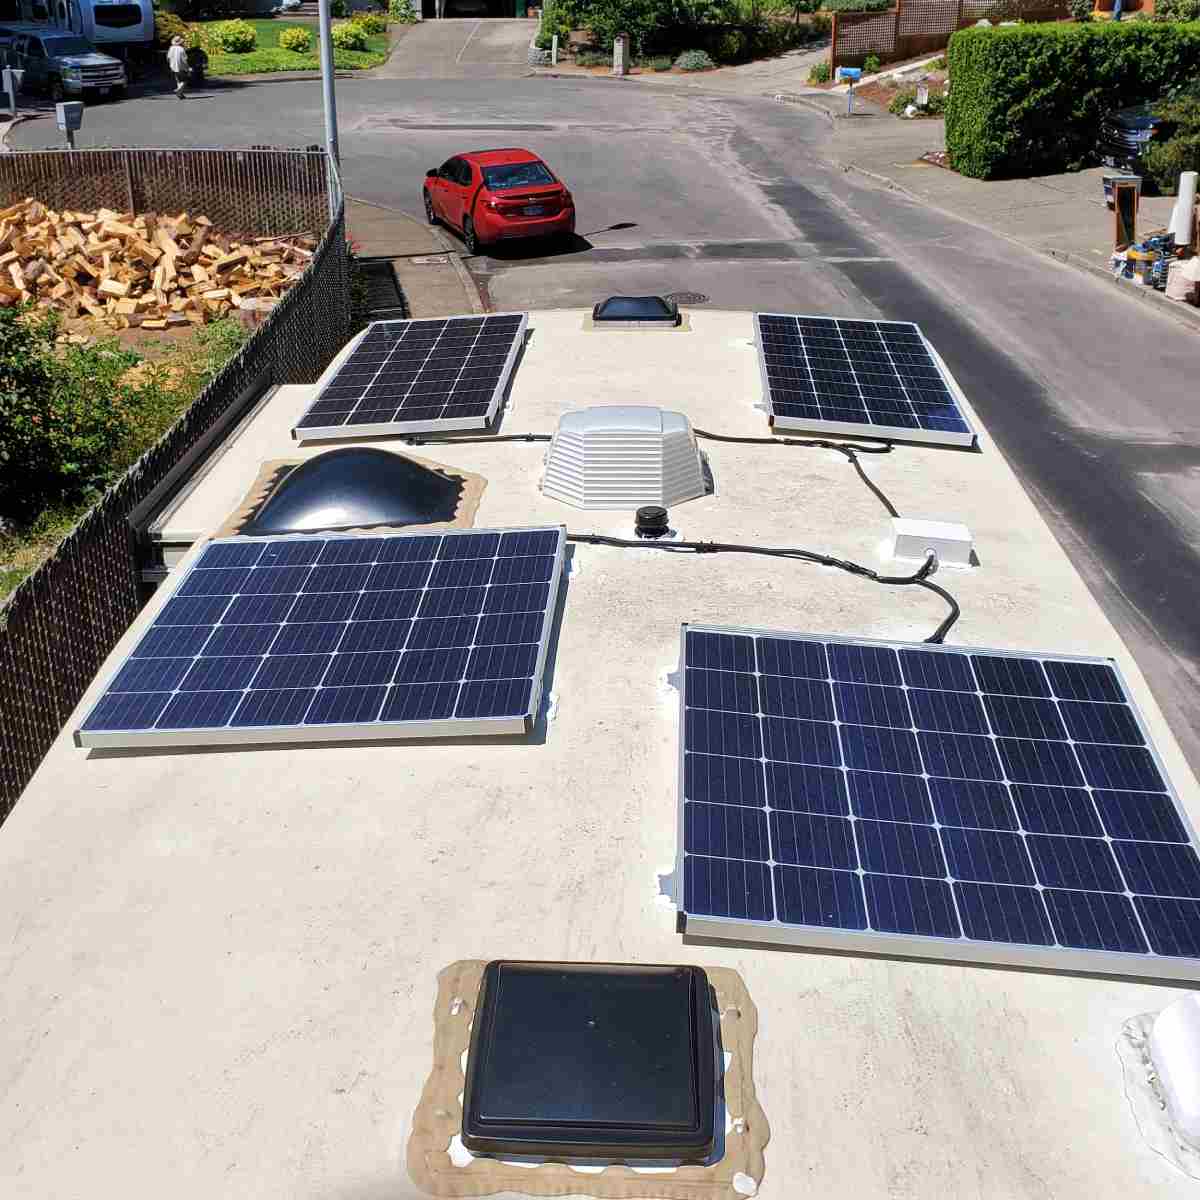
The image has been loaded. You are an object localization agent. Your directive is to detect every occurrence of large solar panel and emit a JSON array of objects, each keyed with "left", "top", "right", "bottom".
[
  {"left": 75, "top": 526, "right": 564, "bottom": 749},
  {"left": 754, "top": 313, "right": 976, "bottom": 448},
  {"left": 293, "top": 313, "right": 528, "bottom": 442},
  {"left": 675, "top": 624, "right": 1200, "bottom": 982}
]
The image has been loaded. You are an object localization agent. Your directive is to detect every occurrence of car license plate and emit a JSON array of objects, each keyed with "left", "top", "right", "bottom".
[
  {"left": 98, "top": 86, "right": 110, "bottom": 95},
  {"left": 523, "top": 205, "right": 546, "bottom": 216}
]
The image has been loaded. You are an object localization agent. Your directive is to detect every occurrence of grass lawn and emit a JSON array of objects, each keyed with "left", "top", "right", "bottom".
[{"left": 204, "top": 18, "right": 390, "bottom": 75}]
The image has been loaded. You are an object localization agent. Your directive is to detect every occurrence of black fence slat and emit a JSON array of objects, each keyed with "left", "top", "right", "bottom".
[{"left": 0, "top": 149, "right": 348, "bottom": 822}]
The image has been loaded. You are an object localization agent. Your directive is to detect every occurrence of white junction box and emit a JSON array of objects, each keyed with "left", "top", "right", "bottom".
[
  {"left": 890, "top": 518, "right": 974, "bottom": 568},
  {"left": 1150, "top": 992, "right": 1200, "bottom": 1148}
]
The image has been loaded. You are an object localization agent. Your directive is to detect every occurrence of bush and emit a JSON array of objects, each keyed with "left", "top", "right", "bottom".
[
  {"left": 331, "top": 0, "right": 348, "bottom": 15},
  {"left": 889, "top": 86, "right": 947, "bottom": 115},
  {"left": 675, "top": 48, "right": 716, "bottom": 69},
  {"left": 278, "top": 25, "right": 313, "bottom": 52},
  {"left": 581, "top": 0, "right": 672, "bottom": 54},
  {"left": 388, "top": 0, "right": 417, "bottom": 20},
  {"left": 863, "top": 51, "right": 880, "bottom": 72},
  {"left": 648, "top": 53, "right": 673, "bottom": 69},
  {"left": 331, "top": 21, "right": 368, "bottom": 50},
  {"left": 1155, "top": 0, "right": 1200, "bottom": 18},
  {"left": 154, "top": 10, "right": 189, "bottom": 47},
  {"left": 1069, "top": 0, "right": 1092, "bottom": 20},
  {"left": 945, "top": 22, "right": 1200, "bottom": 179},
  {"left": 708, "top": 29, "right": 746, "bottom": 62},
  {"left": 535, "top": 0, "right": 575, "bottom": 50},
  {"left": 1144, "top": 131, "right": 1200, "bottom": 192},
  {"left": 574, "top": 49, "right": 609, "bottom": 65},
  {"left": 207, "top": 18, "right": 256, "bottom": 53},
  {"left": 808, "top": 59, "right": 831, "bottom": 81},
  {"left": 351, "top": 9, "right": 387, "bottom": 32}
]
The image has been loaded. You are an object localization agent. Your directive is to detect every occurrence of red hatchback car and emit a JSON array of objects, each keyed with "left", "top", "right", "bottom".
[{"left": 423, "top": 148, "right": 575, "bottom": 255}]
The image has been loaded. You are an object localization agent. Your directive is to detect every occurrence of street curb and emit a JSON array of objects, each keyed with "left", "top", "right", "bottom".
[
  {"left": 0, "top": 114, "right": 35, "bottom": 153},
  {"left": 345, "top": 194, "right": 486, "bottom": 317},
  {"left": 770, "top": 92, "right": 835, "bottom": 122},
  {"left": 837, "top": 158, "right": 1200, "bottom": 335}
]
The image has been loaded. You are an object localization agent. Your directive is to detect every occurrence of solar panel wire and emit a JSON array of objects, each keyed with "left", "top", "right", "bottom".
[
  {"left": 403, "top": 430, "right": 901, "bottom": 518},
  {"left": 564, "top": 535, "right": 959, "bottom": 645},
  {"left": 400, "top": 431, "right": 954, "bottom": 640}
]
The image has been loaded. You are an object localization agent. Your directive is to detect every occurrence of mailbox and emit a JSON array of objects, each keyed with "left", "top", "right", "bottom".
[
  {"left": 55, "top": 101, "right": 84, "bottom": 132},
  {"left": 836, "top": 66, "right": 862, "bottom": 82}
]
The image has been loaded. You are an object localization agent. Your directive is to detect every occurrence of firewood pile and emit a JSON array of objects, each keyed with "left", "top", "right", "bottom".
[{"left": 0, "top": 198, "right": 317, "bottom": 339}]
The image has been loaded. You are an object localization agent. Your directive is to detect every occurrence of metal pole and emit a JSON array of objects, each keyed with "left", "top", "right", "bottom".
[
  {"left": 65, "top": 129, "right": 75, "bottom": 150},
  {"left": 316, "top": 0, "right": 340, "bottom": 218}
]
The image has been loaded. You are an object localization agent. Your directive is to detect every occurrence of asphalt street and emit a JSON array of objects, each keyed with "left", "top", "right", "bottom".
[{"left": 12, "top": 69, "right": 1200, "bottom": 775}]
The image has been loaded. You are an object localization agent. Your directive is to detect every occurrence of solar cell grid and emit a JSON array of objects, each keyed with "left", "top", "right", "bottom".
[
  {"left": 75, "top": 526, "right": 564, "bottom": 749},
  {"left": 292, "top": 313, "right": 527, "bottom": 440},
  {"left": 754, "top": 313, "right": 976, "bottom": 447},
  {"left": 677, "top": 625, "right": 1200, "bottom": 981}
]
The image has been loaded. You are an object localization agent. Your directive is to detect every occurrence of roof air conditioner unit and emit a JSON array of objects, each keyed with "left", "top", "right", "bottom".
[{"left": 541, "top": 406, "right": 707, "bottom": 510}]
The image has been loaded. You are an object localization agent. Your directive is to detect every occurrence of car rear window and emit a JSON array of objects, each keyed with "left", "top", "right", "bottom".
[{"left": 482, "top": 162, "right": 555, "bottom": 191}]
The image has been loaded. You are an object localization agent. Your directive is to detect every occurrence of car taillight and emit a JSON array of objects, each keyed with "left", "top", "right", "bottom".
[
  {"left": 485, "top": 197, "right": 500, "bottom": 209},
  {"left": 562, "top": 190, "right": 574, "bottom": 207}
]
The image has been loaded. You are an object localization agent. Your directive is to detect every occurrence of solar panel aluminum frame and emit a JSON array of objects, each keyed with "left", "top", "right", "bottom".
[
  {"left": 291, "top": 313, "right": 529, "bottom": 443},
  {"left": 673, "top": 624, "right": 1200, "bottom": 983},
  {"left": 73, "top": 525, "right": 565, "bottom": 750},
  {"left": 754, "top": 313, "right": 978, "bottom": 449}
]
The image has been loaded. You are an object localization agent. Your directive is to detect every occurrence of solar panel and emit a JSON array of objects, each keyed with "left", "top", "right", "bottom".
[
  {"left": 754, "top": 313, "right": 976, "bottom": 448},
  {"left": 292, "top": 313, "right": 528, "bottom": 442},
  {"left": 74, "top": 526, "right": 564, "bottom": 749},
  {"left": 675, "top": 624, "right": 1200, "bottom": 982}
]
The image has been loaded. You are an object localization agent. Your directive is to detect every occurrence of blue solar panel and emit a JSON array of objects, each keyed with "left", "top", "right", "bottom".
[
  {"left": 754, "top": 314, "right": 977, "bottom": 448},
  {"left": 293, "top": 313, "right": 528, "bottom": 441},
  {"left": 75, "top": 526, "right": 564, "bottom": 749},
  {"left": 676, "top": 625, "right": 1200, "bottom": 981}
]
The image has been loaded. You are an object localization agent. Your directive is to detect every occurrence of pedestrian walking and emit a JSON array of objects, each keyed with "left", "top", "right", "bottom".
[{"left": 167, "top": 35, "right": 189, "bottom": 99}]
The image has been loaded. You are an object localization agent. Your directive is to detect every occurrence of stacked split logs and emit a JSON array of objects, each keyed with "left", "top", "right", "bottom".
[{"left": 0, "top": 198, "right": 316, "bottom": 338}]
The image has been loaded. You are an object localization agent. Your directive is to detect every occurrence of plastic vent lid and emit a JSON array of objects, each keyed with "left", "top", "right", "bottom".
[
  {"left": 592, "top": 295, "right": 681, "bottom": 325},
  {"left": 462, "top": 961, "right": 717, "bottom": 1163}
]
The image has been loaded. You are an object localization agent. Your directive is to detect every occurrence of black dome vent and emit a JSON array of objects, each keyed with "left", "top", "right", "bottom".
[{"left": 241, "top": 447, "right": 464, "bottom": 535}]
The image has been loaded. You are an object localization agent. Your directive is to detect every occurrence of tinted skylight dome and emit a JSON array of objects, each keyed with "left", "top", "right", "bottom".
[
  {"left": 241, "top": 447, "right": 463, "bottom": 535},
  {"left": 592, "top": 295, "right": 681, "bottom": 326},
  {"left": 541, "top": 405, "right": 707, "bottom": 510}
]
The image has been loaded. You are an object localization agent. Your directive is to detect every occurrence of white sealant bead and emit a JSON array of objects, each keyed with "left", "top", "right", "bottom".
[
  {"left": 733, "top": 1170, "right": 760, "bottom": 1196},
  {"left": 447, "top": 1134, "right": 473, "bottom": 1169}
]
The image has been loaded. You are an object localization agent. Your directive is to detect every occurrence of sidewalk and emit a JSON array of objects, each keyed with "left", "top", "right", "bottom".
[
  {"left": 790, "top": 90, "right": 1198, "bottom": 330},
  {"left": 342, "top": 198, "right": 484, "bottom": 318}
]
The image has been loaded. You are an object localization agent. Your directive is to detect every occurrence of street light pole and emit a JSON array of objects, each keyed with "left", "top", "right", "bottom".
[{"left": 317, "top": 0, "right": 340, "bottom": 216}]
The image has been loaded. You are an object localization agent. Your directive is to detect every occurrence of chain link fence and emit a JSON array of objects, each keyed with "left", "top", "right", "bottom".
[
  {"left": 0, "top": 148, "right": 350, "bottom": 820},
  {"left": 831, "top": 0, "right": 1072, "bottom": 68}
]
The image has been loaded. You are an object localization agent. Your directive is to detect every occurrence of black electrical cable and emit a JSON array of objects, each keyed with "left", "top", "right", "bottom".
[
  {"left": 566, "top": 533, "right": 959, "bottom": 644},
  {"left": 692, "top": 427, "right": 900, "bottom": 519},
  {"left": 402, "top": 428, "right": 901, "bottom": 518},
  {"left": 403, "top": 433, "right": 551, "bottom": 445}
]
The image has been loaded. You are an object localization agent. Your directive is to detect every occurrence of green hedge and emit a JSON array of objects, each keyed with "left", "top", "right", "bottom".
[{"left": 946, "top": 21, "right": 1200, "bottom": 179}]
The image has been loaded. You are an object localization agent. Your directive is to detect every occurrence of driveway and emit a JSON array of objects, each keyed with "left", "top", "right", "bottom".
[{"left": 372, "top": 16, "right": 532, "bottom": 79}]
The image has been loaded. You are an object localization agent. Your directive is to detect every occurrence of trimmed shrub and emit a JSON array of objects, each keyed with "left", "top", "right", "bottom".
[
  {"left": 1144, "top": 131, "right": 1200, "bottom": 192},
  {"left": 712, "top": 29, "right": 749, "bottom": 62},
  {"left": 208, "top": 19, "right": 256, "bottom": 53},
  {"left": 675, "top": 48, "right": 716, "bottom": 70},
  {"left": 1156, "top": 0, "right": 1200, "bottom": 18},
  {"left": 808, "top": 59, "right": 831, "bottom": 81},
  {"left": 331, "top": 21, "right": 369, "bottom": 50},
  {"left": 389, "top": 0, "right": 418, "bottom": 20},
  {"left": 351, "top": 10, "right": 387, "bottom": 32},
  {"left": 279, "top": 25, "right": 313, "bottom": 52},
  {"left": 574, "top": 49, "right": 609, "bottom": 65},
  {"left": 154, "top": 11, "right": 189, "bottom": 47},
  {"left": 863, "top": 51, "right": 880, "bottom": 72},
  {"left": 889, "top": 86, "right": 947, "bottom": 115},
  {"left": 945, "top": 22, "right": 1200, "bottom": 179},
  {"left": 648, "top": 54, "right": 673, "bottom": 70}
]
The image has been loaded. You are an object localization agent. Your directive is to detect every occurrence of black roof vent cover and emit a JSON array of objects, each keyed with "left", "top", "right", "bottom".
[
  {"left": 592, "top": 295, "right": 682, "bottom": 326},
  {"left": 462, "top": 961, "right": 716, "bottom": 1163},
  {"left": 241, "top": 447, "right": 462, "bottom": 535}
]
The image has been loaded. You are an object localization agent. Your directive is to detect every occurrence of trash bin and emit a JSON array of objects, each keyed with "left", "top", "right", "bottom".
[{"left": 1103, "top": 173, "right": 1141, "bottom": 209}]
